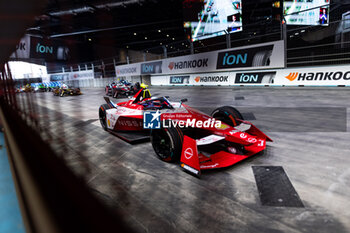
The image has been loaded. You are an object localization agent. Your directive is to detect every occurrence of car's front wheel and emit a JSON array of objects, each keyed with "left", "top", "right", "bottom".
[
  {"left": 151, "top": 122, "right": 183, "bottom": 162},
  {"left": 211, "top": 106, "right": 244, "bottom": 127}
]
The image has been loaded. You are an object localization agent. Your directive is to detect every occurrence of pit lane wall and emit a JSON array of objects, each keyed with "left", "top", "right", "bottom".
[{"left": 151, "top": 65, "right": 350, "bottom": 86}]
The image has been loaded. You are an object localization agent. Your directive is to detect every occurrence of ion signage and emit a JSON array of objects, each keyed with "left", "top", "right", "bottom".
[
  {"left": 115, "top": 41, "right": 285, "bottom": 77},
  {"left": 217, "top": 45, "right": 274, "bottom": 70},
  {"left": 169, "top": 76, "right": 190, "bottom": 84},
  {"left": 141, "top": 61, "right": 162, "bottom": 74},
  {"left": 235, "top": 72, "right": 276, "bottom": 84}
]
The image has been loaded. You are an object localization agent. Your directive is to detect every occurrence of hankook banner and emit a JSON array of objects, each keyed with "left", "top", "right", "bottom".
[
  {"left": 115, "top": 64, "right": 139, "bottom": 77},
  {"left": 275, "top": 65, "right": 350, "bottom": 86},
  {"left": 115, "top": 41, "right": 284, "bottom": 76},
  {"left": 151, "top": 71, "right": 277, "bottom": 86},
  {"left": 49, "top": 70, "right": 94, "bottom": 81}
]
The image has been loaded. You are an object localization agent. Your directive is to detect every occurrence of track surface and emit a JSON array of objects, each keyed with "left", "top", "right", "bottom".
[{"left": 22, "top": 87, "right": 350, "bottom": 233}]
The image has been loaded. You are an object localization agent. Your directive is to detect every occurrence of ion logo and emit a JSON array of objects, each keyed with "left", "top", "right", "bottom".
[
  {"left": 235, "top": 72, "right": 276, "bottom": 84},
  {"left": 141, "top": 61, "right": 162, "bottom": 74},
  {"left": 170, "top": 76, "right": 190, "bottom": 84},
  {"left": 216, "top": 45, "right": 274, "bottom": 69},
  {"left": 143, "top": 110, "right": 161, "bottom": 129},
  {"left": 184, "top": 148, "right": 194, "bottom": 159}
]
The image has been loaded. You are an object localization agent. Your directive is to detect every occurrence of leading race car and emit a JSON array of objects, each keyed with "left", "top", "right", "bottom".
[
  {"left": 105, "top": 80, "right": 140, "bottom": 98},
  {"left": 99, "top": 88, "right": 272, "bottom": 177}
]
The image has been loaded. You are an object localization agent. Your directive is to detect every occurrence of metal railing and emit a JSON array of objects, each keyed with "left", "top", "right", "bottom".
[{"left": 44, "top": 3, "right": 350, "bottom": 76}]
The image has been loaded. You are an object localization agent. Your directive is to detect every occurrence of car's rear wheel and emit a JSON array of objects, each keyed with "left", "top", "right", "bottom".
[
  {"left": 211, "top": 106, "right": 244, "bottom": 127},
  {"left": 151, "top": 122, "right": 183, "bottom": 162},
  {"left": 99, "top": 104, "right": 111, "bottom": 131}
]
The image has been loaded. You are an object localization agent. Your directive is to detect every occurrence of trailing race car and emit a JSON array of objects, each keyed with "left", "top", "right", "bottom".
[
  {"left": 105, "top": 80, "right": 141, "bottom": 98},
  {"left": 99, "top": 88, "right": 272, "bottom": 177},
  {"left": 53, "top": 84, "right": 82, "bottom": 97}
]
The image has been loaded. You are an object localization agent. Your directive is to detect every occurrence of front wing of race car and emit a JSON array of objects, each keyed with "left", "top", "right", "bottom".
[{"left": 179, "top": 123, "right": 271, "bottom": 176}]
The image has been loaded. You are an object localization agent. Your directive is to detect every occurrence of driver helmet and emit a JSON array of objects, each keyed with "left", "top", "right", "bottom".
[{"left": 140, "top": 83, "right": 148, "bottom": 89}]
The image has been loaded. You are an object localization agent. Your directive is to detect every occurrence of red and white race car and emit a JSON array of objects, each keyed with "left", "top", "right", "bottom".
[{"left": 99, "top": 88, "right": 272, "bottom": 176}]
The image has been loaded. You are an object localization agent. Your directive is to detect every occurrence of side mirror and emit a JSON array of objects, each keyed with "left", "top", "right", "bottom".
[
  {"left": 179, "top": 98, "right": 188, "bottom": 107},
  {"left": 165, "top": 96, "right": 170, "bottom": 99}
]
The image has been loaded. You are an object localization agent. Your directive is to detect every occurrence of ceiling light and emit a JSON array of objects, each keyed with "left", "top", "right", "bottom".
[
  {"left": 172, "top": 38, "right": 175, "bottom": 40},
  {"left": 88, "top": 38, "right": 92, "bottom": 41},
  {"left": 134, "top": 32, "right": 137, "bottom": 36},
  {"left": 158, "top": 30, "right": 161, "bottom": 33},
  {"left": 160, "top": 42, "right": 162, "bottom": 45},
  {"left": 166, "top": 34, "right": 169, "bottom": 37},
  {"left": 145, "top": 37, "right": 147, "bottom": 39},
  {"left": 301, "top": 30, "right": 305, "bottom": 33}
]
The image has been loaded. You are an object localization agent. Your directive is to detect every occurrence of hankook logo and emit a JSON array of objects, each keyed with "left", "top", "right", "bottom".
[
  {"left": 285, "top": 73, "right": 299, "bottom": 81},
  {"left": 168, "top": 59, "right": 209, "bottom": 70},
  {"left": 285, "top": 71, "right": 350, "bottom": 81},
  {"left": 116, "top": 67, "right": 137, "bottom": 75},
  {"left": 194, "top": 76, "right": 229, "bottom": 83}
]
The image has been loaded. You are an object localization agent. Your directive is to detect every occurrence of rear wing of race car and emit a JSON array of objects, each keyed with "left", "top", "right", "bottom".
[{"left": 103, "top": 97, "right": 117, "bottom": 108}]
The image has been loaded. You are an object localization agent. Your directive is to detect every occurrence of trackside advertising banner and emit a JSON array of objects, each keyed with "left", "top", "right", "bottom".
[
  {"left": 275, "top": 65, "right": 350, "bottom": 86},
  {"left": 151, "top": 71, "right": 277, "bottom": 86},
  {"left": 115, "top": 41, "right": 284, "bottom": 76},
  {"left": 49, "top": 70, "right": 94, "bottom": 81},
  {"left": 115, "top": 64, "right": 139, "bottom": 77}
]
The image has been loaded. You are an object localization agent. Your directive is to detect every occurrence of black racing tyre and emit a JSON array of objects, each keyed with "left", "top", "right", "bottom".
[
  {"left": 211, "top": 106, "right": 244, "bottom": 127},
  {"left": 99, "top": 104, "right": 112, "bottom": 131},
  {"left": 151, "top": 121, "right": 183, "bottom": 162}
]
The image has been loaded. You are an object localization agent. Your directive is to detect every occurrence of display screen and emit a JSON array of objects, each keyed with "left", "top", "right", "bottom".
[
  {"left": 183, "top": 0, "right": 242, "bottom": 41},
  {"left": 284, "top": 0, "right": 330, "bottom": 26}
]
